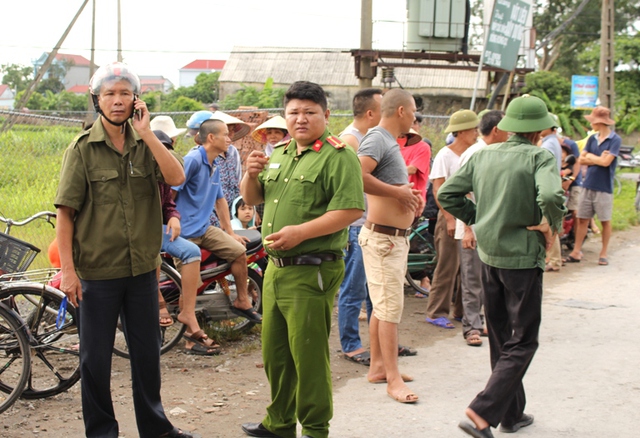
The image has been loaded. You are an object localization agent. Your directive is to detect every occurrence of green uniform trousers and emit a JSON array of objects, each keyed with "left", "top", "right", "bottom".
[{"left": 261, "top": 259, "right": 344, "bottom": 438}]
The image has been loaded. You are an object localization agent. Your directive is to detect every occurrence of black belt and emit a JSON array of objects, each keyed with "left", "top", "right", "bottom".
[
  {"left": 364, "top": 221, "right": 411, "bottom": 237},
  {"left": 270, "top": 253, "right": 340, "bottom": 268}
]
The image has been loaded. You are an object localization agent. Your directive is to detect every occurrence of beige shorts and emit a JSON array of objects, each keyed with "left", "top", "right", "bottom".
[
  {"left": 358, "top": 226, "right": 409, "bottom": 324},
  {"left": 566, "top": 186, "right": 582, "bottom": 211},
  {"left": 577, "top": 188, "right": 613, "bottom": 222},
  {"left": 174, "top": 226, "right": 246, "bottom": 271}
]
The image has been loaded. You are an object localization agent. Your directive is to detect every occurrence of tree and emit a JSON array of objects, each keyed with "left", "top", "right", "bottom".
[
  {"left": 0, "top": 63, "right": 33, "bottom": 94},
  {"left": 165, "top": 96, "right": 204, "bottom": 112},
  {"left": 520, "top": 71, "right": 571, "bottom": 102},
  {"left": 534, "top": 0, "right": 640, "bottom": 75},
  {"left": 221, "top": 78, "right": 286, "bottom": 110},
  {"left": 36, "top": 62, "right": 68, "bottom": 94}
]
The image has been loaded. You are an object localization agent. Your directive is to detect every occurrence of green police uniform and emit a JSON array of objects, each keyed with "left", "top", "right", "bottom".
[{"left": 258, "top": 129, "right": 364, "bottom": 438}]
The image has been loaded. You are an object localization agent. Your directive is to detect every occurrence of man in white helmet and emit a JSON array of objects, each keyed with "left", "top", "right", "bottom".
[{"left": 55, "top": 62, "right": 198, "bottom": 438}]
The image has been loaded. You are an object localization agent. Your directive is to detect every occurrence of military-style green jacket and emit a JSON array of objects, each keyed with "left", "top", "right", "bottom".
[
  {"left": 258, "top": 129, "right": 365, "bottom": 258},
  {"left": 438, "top": 135, "right": 567, "bottom": 270},
  {"left": 54, "top": 119, "right": 166, "bottom": 280}
]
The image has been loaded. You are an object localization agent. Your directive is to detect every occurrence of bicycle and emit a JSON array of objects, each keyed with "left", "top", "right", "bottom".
[
  {"left": 0, "top": 301, "right": 31, "bottom": 413},
  {"left": 405, "top": 218, "right": 437, "bottom": 297},
  {"left": 0, "top": 211, "right": 80, "bottom": 399}
]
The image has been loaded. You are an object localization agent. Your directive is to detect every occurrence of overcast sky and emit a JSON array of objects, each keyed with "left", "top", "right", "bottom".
[{"left": 1, "top": 0, "right": 408, "bottom": 86}]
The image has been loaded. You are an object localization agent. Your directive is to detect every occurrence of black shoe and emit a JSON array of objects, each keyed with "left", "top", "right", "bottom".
[
  {"left": 160, "top": 427, "right": 201, "bottom": 438},
  {"left": 458, "top": 420, "right": 495, "bottom": 438},
  {"left": 241, "top": 422, "right": 280, "bottom": 437},
  {"left": 499, "top": 413, "right": 534, "bottom": 433}
]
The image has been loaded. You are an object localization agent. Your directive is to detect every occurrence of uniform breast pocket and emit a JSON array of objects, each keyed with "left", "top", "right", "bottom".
[
  {"left": 88, "top": 169, "right": 120, "bottom": 205},
  {"left": 291, "top": 171, "right": 319, "bottom": 205},
  {"left": 264, "top": 168, "right": 281, "bottom": 185},
  {"left": 129, "top": 165, "right": 155, "bottom": 200}
]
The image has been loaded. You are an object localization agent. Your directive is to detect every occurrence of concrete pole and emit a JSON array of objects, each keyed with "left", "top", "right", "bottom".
[
  {"left": 86, "top": 0, "right": 97, "bottom": 122},
  {"left": 359, "top": 0, "right": 374, "bottom": 88},
  {"left": 598, "top": 0, "right": 615, "bottom": 111},
  {"left": 117, "top": 0, "right": 123, "bottom": 62}
]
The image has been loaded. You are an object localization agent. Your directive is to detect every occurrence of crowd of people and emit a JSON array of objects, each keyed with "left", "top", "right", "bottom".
[{"left": 54, "top": 61, "right": 621, "bottom": 438}]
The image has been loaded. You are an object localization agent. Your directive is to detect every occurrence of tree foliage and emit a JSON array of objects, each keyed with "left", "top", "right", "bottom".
[
  {"left": 534, "top": 0, "right": 640, "bottom": 75},
  {"left": 221, "top": 78, "right": 286, "bottom": 110},
  {"left": 520, "top": 71, "right": 571, "bottom": 102},
  {"left": 0, "top": 63, "right": 33, "bottom": 93}
]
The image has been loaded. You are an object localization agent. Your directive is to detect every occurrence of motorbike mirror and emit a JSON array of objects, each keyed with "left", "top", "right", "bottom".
[{"left": 564, "top": 154, "right": 576, "bottom": 166}]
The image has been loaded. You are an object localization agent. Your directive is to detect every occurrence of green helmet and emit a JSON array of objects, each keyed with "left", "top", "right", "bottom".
[
  {"left": 497, "top": 95, "right": 555, "bottom": 133},
  {"left": 444, "top": 109, "right": 479, "bottom": 134}
]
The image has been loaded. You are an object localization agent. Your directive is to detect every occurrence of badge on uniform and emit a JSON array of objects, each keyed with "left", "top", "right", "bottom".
[{"left": 326, "top": 136, "right": 346, "bottom": 150}]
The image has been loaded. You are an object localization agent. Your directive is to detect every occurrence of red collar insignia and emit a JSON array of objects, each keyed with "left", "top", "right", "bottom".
[
  {"left": 312, "top": 139, "right": 323, "bottom": 152},
  {"left": 326, "top": 135, "right": 346, "bottom": 150}
]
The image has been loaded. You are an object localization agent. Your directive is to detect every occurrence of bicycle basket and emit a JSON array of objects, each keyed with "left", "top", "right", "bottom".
[{"left": 0, "top": 232, "right": 41, "bottom": 275}]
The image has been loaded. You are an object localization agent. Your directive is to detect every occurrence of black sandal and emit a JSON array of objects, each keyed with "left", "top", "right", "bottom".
[
  {"left": 343, "top": 351, "right": 371, "bottom": 366},
  {"left": 160, "top": 427, "right": 202, "bottom": 438}
]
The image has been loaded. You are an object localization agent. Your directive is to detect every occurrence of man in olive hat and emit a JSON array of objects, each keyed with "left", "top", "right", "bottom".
[
  {"left": 438, "top": 95, "right": 566, "bottom": 437},
  {"left": 426, "top": 109, "right": 479, "bottom": 329}
]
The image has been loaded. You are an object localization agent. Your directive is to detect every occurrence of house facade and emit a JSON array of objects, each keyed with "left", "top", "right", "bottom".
[
  {"left": 0, "top": 84, "right": 16, "bottom": 109},
  {"left": 32, "top": 53, "right": 96, "bottom": 91},
  {"left": 179, "top": 60, "right": 226, "bottom": 88}
]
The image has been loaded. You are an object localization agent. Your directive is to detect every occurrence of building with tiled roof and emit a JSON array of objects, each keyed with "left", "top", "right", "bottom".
[
  {"left": 179, "top": 59, "right": 226, "bottom": 87},
  {"left": 32, "top": 52, "right": 97, "bottom": 91},
  {"left": 140, "top": 76, "right": 174, "bottom": 94},
  {"left": 0, "top": 84, "right": 16, "bottom": 109}
]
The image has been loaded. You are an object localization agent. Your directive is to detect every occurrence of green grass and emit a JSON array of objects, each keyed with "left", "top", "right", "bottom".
[{"left": 610, "top": 172, "right": 640, "bottom": 231}]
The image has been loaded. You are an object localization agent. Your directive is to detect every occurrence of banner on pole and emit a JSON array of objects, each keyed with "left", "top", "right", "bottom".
[
  {"left": 483, "top": 0, "right": 531, "bottom": 71},
  {"left": 571, "top": 75, "right": 599, "bottom": 109}
]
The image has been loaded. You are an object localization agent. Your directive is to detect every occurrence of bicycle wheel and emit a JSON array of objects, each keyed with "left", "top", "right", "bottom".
[
  {"left": 0, "top": 302, "right": 30, "bottom": 413},
  {"left": 405, "top": 223, "right": 437, "bottom": 297},
  {"left": 113, "top": 263, "right": 186, "bottom": 359},
  {"left": 0, "top": 283, "right": 79, "bottom": 399},
  {"left": 209, "top": 268, "right": 263, "bottom": 335}
]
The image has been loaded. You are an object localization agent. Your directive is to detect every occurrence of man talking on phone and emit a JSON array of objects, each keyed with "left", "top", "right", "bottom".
[{"left": 55, "top": 62, "right": 198, "bottom": 438}]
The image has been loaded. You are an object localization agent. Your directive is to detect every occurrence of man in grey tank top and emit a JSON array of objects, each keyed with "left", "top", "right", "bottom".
[{"left": 357, "top": 89, "right": 423, "bottom": 404}]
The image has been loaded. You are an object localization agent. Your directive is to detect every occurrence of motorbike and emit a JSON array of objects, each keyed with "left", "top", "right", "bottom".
[{"left": 113, "top": 229, "right": 267, "bottom": 358}]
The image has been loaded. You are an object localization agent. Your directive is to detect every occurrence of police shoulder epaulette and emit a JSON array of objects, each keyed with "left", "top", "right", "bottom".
[
  {"left": 326, "top": 135, "right": 346, "bottom": 150},
  {"left": 274, "top": 139, "right": 291, "bottom": 149}
]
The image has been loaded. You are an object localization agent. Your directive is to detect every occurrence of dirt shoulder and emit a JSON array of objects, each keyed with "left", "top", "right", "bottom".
[{"left": 3, "top": 225, "right": 639, "bottom": 437}]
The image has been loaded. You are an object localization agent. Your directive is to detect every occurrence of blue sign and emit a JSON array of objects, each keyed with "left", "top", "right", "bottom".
[{"left": 571, "top": 76, "right": 598, "bottom": 109}]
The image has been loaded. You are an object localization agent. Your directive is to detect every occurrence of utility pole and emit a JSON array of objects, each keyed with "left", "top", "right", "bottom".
[
  {"left": 86, "top": 0, "right": 97, "bottom": 123},
  {"left": 599, "top": 0, "right": 615, "bottom": 110},
  {"left": 1, "top": 0, "right": 90, "bottom": 133},
  {"left": 359, "top": 0, "right": 374, "bottom": 88},
  {"left": 117, "top": 0, "right": 123, "bottom": 62}
]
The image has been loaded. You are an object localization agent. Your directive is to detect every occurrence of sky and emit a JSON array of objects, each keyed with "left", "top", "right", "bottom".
[{"left": 0, "top": 0, "right": 409, "bottom": 87}]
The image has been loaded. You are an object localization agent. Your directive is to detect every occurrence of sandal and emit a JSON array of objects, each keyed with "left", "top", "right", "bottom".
[
  {"left": 183, "top": 330, "right": 221, "bottom": 350},
  {"left": 464, "top": 329, "right": 483, "bottom": 347},
  {"left": 159, "top": 301, "right": 174, "bottom": 327},
  {"left": 563, "top": 255, "right": 581, "bottom": 263},
  {"left": 343, "top": 351, "right": 371, "bottom": 366},
  {"left": 398, "top": 344, "right": 418, "bottom": 356}
]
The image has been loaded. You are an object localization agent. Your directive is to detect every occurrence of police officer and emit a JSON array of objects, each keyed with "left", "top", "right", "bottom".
[
  {"left": 240, "top": 81, "right": 364, "bottom": 438},
  {"left": 55, "top": 62, "right": 198, "bottom": 438}
]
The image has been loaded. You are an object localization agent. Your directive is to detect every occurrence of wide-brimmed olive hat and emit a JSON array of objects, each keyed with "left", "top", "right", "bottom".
[
  {"left": 498, "top": 94, "right": 555, "bottom": 133},
  {"left": 444, "top": 109, "right": 479, "bottom": 133}
]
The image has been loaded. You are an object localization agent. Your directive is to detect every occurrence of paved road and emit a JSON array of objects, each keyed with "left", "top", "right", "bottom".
[{"left": 330, "top": 227, "right": 640, "bottom": 437}]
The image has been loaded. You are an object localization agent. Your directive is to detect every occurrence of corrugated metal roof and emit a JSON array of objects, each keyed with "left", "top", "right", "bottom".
[{"left": 220, "top": 47, "right": 487, "bottom": 92}]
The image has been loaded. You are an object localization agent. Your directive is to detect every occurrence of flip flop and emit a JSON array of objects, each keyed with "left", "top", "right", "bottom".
[
  {"left": 184, "top": 343, "right": 221, "bottom": 356},
  {"left": 387, "top": 388, "right": 419, "bottom": 404},
  {"left": 183, "top": 330, "right": 221, "bottom": 351},
  {"left": 563, "top": 255, "right": 581, "bottom": 263},
  {"left": 230, "top": 306, "right": 263, "bottom": 323},
  {"left": 158, "top": 301, "right": 174, "bottom": 327},
  {"left": 598, "top": 257, "right": 609, "bottom": 266},
  {"left": 398, "top": 344, "right": 418, "bottom": 356},
  {"left": 425, "top": 316, "right": 455, "bottom": 329},
  {"left": 368, "top": 373, "right": 414, "bottom": 384},
  {"left": 343, "top": 351, "right": 370, "bottom": 366}
]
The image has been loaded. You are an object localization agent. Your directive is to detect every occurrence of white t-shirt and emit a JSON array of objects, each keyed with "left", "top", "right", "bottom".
[
  {"left": 429, "top": 146, "right": 461, "bottom": 181},
  {"left": 454, "top": 138, "right": 487, "bottom": 240}
]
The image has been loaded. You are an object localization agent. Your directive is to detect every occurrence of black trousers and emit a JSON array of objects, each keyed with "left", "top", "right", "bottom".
[
  {"left": 469, "top": 264, "right": 542, "bottom": 428},
  {"left": 79, "top": 271, "right": 173, "bottom": 438}
]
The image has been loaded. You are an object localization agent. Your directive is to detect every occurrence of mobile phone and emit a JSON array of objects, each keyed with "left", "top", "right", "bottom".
[{"left": 132, "top": 95, "right": 140, "bottom": 121}]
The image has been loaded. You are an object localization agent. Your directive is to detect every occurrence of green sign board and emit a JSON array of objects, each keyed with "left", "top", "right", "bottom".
[{"left": 483, "top": 0, "right": 531, "bottom": 71}]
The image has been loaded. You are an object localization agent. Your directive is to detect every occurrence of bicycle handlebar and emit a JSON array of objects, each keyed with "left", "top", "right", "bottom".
[{"left": 0, "top": 211, "right": 57, "bottom": 233}]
